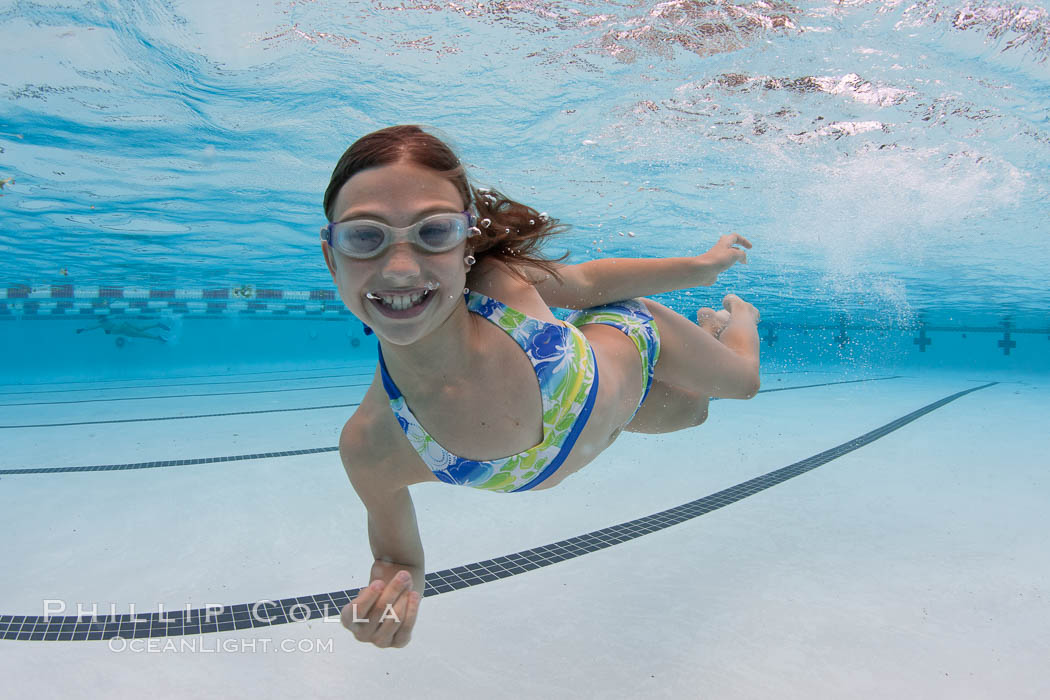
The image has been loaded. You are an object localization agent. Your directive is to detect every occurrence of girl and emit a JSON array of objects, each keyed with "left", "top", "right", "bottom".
[{"left": 320, "top": 125, "right": 761, "bottom": 648}]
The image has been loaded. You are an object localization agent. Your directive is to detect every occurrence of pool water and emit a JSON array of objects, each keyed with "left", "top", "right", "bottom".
[{"left": 1, "top": 0, "right": 1048, "bottom": 697}]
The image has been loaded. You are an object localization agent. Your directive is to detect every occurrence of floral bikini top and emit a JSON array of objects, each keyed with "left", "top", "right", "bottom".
[{"left": 376, "top": 289, "right": 599, "bottom": 493}]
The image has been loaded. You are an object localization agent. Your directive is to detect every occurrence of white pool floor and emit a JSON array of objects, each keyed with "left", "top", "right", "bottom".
[{"left": 1, "top": 363, "right": 1047, "bottom": 699}]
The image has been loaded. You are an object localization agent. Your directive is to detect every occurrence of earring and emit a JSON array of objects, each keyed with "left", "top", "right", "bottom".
[{"left": 464, "top": 254, "right": 476, "bottom": 267}]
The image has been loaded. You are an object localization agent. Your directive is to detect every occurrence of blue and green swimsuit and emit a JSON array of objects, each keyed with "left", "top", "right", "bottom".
[{"left": 377, "top": 290, "right": 661, "bottom": 493}]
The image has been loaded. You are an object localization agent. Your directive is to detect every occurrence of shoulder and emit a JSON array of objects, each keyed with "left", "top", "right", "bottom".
[
  {"left": 337, "top": 375, "right": 423, "bottom": 493},
  {"left": 468, "top": 256, "right": 558, "bottom": 321}
]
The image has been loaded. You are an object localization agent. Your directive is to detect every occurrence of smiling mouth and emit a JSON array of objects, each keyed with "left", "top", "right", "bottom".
[
  {"left": 367, "top": 288, "right": 431, "bottom": 311},
  {"left": 365, "top": 282, "right": 441, "bottom": 314}
]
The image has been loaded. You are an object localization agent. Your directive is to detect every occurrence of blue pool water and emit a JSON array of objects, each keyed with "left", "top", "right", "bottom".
[{"left": 1, "top": 1, "right": 1049, "bottom": 696}]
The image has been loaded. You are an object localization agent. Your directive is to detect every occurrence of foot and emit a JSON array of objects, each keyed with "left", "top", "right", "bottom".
[
  {"left": 722, "top": 293, "right": 760, "bottom": 324},
  {"left": 697, "top": 307, "right": 732, "bottom": 338}
]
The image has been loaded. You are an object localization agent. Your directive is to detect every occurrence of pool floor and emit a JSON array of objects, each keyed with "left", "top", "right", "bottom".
[{"left": 1, "top": 364, "right": 1047, "bottom": 698}]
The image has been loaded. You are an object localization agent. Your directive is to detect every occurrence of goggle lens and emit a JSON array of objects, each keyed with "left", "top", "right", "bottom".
[{"left": 327, "top": 212, "right": 470, "bottom": 259}]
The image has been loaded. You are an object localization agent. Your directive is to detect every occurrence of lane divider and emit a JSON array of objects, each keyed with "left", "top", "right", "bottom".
[{"left": 0, "top": 285, "right": 346, "bottom": 318}]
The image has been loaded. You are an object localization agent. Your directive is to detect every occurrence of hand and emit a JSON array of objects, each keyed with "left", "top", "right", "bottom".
[
  {"left": 722, "top": 293, "right": 760, "bottom": 324},
  {"left": 341, "top": 570, "right": 421, "bottom": 648},
  {"left": 697, "top": 233, "right": 752, "bottom": 284}
]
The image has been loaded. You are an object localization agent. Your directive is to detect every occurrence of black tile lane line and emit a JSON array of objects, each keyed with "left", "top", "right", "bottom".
[
  {"left": 0, "top": 371, "right": 376, "bottom": 397},
  {"left": 0, "top": 364, "right": 369, "bottom": 389},
  {"left": 0, "top": 381, "right": 996, "bottom": 641},
  {"left": 0, "top": 375, "right": 902, "bottom": 430},
  {"left": 0, "top": 404, "right": 362, "bottom": 430},
  {"left": 0, "top": 376, "right": 902, "bottom": 430},
  {"left": 0, "top": 376, "right": 901, "bottom": 459},
  {"left": 0, "top": 446, "right": 342, "bottom": 476},
  {"left": 749, "top": 375, "right": 901, "bottom": 394},
  {"left": 0, "top": 377, "right": 902, "bottom": 432},
  {"left": 0, "top": 382, "right": 373, "bottom": 408}
]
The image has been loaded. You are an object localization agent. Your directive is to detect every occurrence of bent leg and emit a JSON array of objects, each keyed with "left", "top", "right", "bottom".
[
  {"left": 639, "top": 298, "right": 760, "bottom": 400},
  {"left": 623, "top": 379, "right": 709, "bottom": 434}
]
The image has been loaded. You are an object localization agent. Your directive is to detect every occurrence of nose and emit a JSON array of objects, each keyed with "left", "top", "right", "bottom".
[{"left": 378, "top": 241, "right": 423, "bottom": 284}]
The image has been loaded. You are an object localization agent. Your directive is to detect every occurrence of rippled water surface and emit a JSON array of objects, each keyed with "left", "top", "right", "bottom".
[{"left": 2, "top": 0, "right": 1048, "bottom": 328}]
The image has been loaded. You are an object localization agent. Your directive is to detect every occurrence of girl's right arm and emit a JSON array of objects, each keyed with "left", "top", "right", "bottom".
[{"left": 338, "top": 416, "right": 425, "bottom": 648}]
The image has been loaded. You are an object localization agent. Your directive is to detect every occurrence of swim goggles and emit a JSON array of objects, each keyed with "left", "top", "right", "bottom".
[{"left": 321, "top": 210, "right": 479, "bottom": 259}]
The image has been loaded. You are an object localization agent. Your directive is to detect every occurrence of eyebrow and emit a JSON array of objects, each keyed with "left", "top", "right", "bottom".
[{"left": 334, "top": 205, "right": 460, "bottom": 225}]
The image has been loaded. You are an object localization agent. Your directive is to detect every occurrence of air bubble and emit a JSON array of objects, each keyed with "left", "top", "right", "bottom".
[{"left": 480, "top": 218, "right": 491, "bottom": 228}]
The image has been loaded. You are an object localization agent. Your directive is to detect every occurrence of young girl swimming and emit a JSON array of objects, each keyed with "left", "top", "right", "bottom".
[{"left": 321, "top": 125, "right": 761, "bottom": 649}]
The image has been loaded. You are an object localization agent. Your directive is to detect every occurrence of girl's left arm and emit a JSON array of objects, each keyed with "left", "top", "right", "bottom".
[{"left": 529, "top": 233, "right": 752, "bottom": 309}]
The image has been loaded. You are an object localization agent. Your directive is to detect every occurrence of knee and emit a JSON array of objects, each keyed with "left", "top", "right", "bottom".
[
  {"left": 743, "top": 374, "right": 761, "bottom": 400},
  {"left": 689, "top": 398, "right": 709, "bottom": 427},
  {"left": 729, "top": 371, "right": 760, "bottom": 400}
]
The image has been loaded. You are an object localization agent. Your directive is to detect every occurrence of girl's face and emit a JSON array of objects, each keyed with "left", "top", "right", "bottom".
[{"left": 323, "top": 161, "right": 471, "bottom": 346}]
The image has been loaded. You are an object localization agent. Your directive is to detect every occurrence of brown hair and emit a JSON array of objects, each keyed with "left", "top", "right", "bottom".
[{"left": 323, "top": 124, "right": 568, "bottom": 284}]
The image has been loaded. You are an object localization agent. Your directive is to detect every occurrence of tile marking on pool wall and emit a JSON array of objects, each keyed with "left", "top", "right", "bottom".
[
  {"left": 0, "top": 376, "right": 902, "bottom": 470},
  {"left": 0, "top": 364, "right": 370, "bottom": 389},
  {"left": 0, "top": 369, "right": 878, "bottom": 402},
  {"left": 0, "top": 371, "right": 377, "bottom": 397},
  {"left": 1, "top": 287, "right": 1045, "bottom": 343},
  {"left": 0, "top": 382, "right": 996, "bottom": 641},
  {"left": 0, "top": 381, "right": 373, "bottom": 408}
]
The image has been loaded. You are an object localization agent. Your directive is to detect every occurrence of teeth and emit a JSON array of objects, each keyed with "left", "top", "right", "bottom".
[{"left": 370, "top": 289, "right": 429, "bottom": 310}]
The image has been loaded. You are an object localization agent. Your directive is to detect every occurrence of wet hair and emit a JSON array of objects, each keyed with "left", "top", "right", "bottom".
[{"left": 323, "top": 124, "right": 568, "bottom": 284}]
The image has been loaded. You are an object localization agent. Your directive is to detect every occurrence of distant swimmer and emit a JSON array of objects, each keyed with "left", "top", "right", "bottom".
[{"left": 76, "top": 316, "right": 171, "bottom": 343}]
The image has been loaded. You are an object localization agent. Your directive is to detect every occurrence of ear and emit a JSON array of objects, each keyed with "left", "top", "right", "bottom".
[{"left": 321, "top": 241, "right": 338, "bottom": 280}]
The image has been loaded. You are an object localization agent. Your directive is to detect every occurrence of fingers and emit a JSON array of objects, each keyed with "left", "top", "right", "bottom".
[
  {"left": 715, "top": 233, "right": 751, "bottom": 265},
  {"left": 720, "top": 232, "right": 752, "bottom": 249},
  {"left": 387, "top": 590, "right": 422, "bottom": 648},
  {"left": 342, "top": 581, "right": 383, "bottom": 638},
  {"left": 342, "top": 571, "right": 419, "bottom": 648},
  {"left": 371, "top": 572, "right": 418, "bottom": 648}
]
